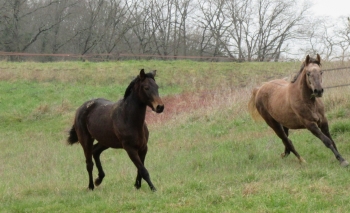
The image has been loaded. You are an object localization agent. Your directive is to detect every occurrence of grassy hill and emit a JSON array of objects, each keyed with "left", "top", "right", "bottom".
[{"left": 1, "top": 60, "right": 350, "bottom": 212}]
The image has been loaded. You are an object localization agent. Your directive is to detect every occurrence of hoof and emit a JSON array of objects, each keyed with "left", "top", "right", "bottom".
[
  {"left": 298, "top": 157, "right": 306, "bottom": 164},
  {"left": 95, "top": 178, "right": 102, "bottom": 186},
  {"left": 281, "top": 153, "right": 288, "bottom": 158},
  {"left": 340, "top": 160, "right": 349, "bottom": 167},
  {"left": 134, "top": 180, "right": 141, "bottom": 189}
]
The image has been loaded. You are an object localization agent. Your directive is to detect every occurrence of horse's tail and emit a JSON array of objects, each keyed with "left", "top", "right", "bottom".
[
  {"left": 248, "top": 87, "right": 263, "bottom": 121},
  {"left": 67, "top": 125, "right": 79, "bottom": 145},
  {"left": 67, "top": 99, "right": 98, "bottom": 145}
]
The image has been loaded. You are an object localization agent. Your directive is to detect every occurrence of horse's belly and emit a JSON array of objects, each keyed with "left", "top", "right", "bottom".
[
  {"left": 256, "top": 81, "right": 306, "bottom": 130},
  {"left": 87, "top": 107, "right": 123, "bottom": 148},
  {"left": 276, "top": 118, "right": 304, "bottom": 129},
  {"left": 266, "top": 96, "right": 305, "bottom": 129},
  {"left": 271, "top": 111, "right": 304, "bottom": 129},
  {"left": 92, "top": 131, "right": 123, "bottom": 148}
]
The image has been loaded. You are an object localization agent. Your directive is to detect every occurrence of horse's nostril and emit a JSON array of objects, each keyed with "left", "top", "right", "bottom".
[
  {"left": 313, "top": 89, "right": 323, "bottom": 94},
  {"left": 156, "top": 105, "right": 164, "bottom": 113}
]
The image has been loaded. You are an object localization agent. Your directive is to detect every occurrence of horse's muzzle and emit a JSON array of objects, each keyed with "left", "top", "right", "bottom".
[
  {"left": 155, "top": 104, "right": 164, "bottom": 113},
  {"left": 313, "top": 88, "right": 324, "bottom": 97}
]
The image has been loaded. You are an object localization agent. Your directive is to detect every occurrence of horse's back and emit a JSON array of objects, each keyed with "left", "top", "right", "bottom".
[
  {"left": 75, "top": 98, "right": 110, "bottom": 126},
  {"left": 255, "top": 79, "right": 289, "bottom": 104}
]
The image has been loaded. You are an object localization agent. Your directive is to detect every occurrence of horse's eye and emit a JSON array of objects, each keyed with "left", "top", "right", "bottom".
[
  {"left": 307, "top": 72, "right": 311, "bottom": 76},
  {"left": 144, "top": 87, "right": 149, "bottom": 91},
  {"left": 320, "top": 71, "right": 323, "bottom": 75}
]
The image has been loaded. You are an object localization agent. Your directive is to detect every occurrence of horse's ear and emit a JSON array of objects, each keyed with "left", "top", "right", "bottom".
[
  {"left": 152, "top": 70, "right": 157, "bottom": 77},
  {"left": 139, "top": 69, "right": 146, "bottom": 80},
  {"left": 316, "top": 54, "right": 321, "bottom": 63},
  {"left": 305, "top": 55, "right": 310, "bottom": 65}
]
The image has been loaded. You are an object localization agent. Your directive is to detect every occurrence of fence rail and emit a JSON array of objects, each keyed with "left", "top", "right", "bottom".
[
  {"left": 323, "top": 67, "right": 350, "bottom": 72},
  {"left": 0, "top": 51, "right": 237, "bottom": 61},
  {"left": 325, "top": 84, "right": 350, "bottom": 89},
  {"left": 323, "top": 67, "right": 350, "bottom": 89}
]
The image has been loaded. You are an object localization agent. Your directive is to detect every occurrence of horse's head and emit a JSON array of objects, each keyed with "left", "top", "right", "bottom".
[
  {"left": 137, "top": 69, "right": 164, "bottom": 113},
  {"left": 304, "top": 54, "right": 323, "bottom": 98}
]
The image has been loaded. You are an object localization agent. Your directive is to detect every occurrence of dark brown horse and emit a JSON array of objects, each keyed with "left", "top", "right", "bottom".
[
  {"left": 248, "top": 54, "right": 348, "bottom": 167},
  {"left": 67, "top": 69, "right": 164, "bottom": 191}
]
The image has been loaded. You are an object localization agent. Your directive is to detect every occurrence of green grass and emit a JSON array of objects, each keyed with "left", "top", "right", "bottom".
[{"left": 1, "top": 60, "right": 350, "bottom": 212}]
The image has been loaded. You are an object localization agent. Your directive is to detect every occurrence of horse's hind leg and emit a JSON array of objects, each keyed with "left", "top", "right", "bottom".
[
  {"left": 125, "top": 147, "right": 156, "bottom": 191},
  {"left": 81, "top": 136, "right": 95, "bottom": 190},
  {"left": 282, "top": 126, "right": 291, "bottom": 157},
  {"left": 260, "top": 113, "right": 304, "bottom": 162},
  {"left": 93, "top": 143, "right": 109, "bottom": 186}
]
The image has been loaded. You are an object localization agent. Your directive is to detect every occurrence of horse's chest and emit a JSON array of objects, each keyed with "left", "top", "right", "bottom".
[
  {"left": 114, "top": 124, "right": 147, "bottom": 145},
  {"left": 292, "top": 102, "right": 323, "bottom": 124}
]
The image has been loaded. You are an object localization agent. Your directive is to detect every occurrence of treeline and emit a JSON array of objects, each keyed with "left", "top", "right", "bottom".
[{"left": 0, "top": 0, "right": 349, "bottom": 61}]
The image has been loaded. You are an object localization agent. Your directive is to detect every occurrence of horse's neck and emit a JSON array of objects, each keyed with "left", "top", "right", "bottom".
[
  {"left": 121, "top": 94, "right": 147, "bottom": 126},
  {"left": 293, "top": 71, "right": 314, "bottom": 101}
]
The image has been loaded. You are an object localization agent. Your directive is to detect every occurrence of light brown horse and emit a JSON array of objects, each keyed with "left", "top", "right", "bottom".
[
  {"left": 67, "top": 69, "right": 164, "bottom": 191},
  {"left": 248, "top": 54, "right": 348, "bottom": 167}
]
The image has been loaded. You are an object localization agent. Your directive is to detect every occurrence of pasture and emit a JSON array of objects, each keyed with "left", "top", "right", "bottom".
[{"left": 1, "top": 60, "right": 350, "bottom": 212}]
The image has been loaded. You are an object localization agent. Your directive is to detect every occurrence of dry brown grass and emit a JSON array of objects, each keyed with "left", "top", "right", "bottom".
[
  {"left": 146, "top": 84, "right": 254, "bottom": 127},
  {"left": 242, "top": 181, "right": 262, "bottom": 197}
]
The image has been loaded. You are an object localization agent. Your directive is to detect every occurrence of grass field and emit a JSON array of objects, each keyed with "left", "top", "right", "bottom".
[{"left": 1, "top": 60, "right": 350, "bottom": 212}]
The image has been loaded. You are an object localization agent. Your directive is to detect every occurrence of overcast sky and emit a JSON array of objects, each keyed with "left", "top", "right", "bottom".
[{"left": 311, "top": 0, "right": 350, "bottom": 18}]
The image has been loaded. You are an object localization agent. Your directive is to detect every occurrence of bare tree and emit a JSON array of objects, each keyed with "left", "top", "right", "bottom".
[
  {"left": 94, "top": 0, "right": 134, "bottom": 59},
  {"left": 336, "top": 17, "right": 350, "bottom": 61},
  {"left": 224, "top": 0, "right": 253, "bottom": 60},
  {"left": 123, "top": 0, "right": 154, "bottom": 56},
  {"left": 0, "top": 0, "right": 59, "bottom": 56},
  {"left": 224, "top": 0, "right": 310, "bottom": 61},
  {"left": 194, "top": 0, "right": 229, "bottom": 59},
  {"left": 300, "top": 16, "right": 350, "bottom": 61},
  {"left": 172, "top": 0, "right": 192, "bottom": 58},
  {"left": 70, "top": 0, "right": 106, "bottom": 56},
  {"left": 253, "top": 0, "right": 308, "bottom": 61},
  {"left": 48, "top": 0, "right": 80, "bottom": 54},
  {"left": 149, "top": 0, "right": 175, "bottom": 58}
]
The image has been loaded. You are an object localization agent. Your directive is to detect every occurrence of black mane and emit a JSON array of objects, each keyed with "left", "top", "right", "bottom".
[
  {"left": 291, "top": 57, "right": 321, "bottom": 83},
  {"left": 123, "top": 72, "right": 155, "bottom": 99}
]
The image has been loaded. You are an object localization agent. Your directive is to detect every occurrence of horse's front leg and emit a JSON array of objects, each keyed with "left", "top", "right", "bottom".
[
  {"left": 305, "top": 122, "right": 349, "bottom": 167},
  {"left": 125, "top": 146, "right": 156, "bottom": 191},
  {"left": 318, "top": 119, "right": 338, "bottom": 151},
  {"left": 134, "top": 147, "right": 148, "bottom": 189}
]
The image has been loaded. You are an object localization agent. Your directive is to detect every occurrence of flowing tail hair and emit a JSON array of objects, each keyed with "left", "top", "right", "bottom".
[
  {"left": 67, "top": 125, "right": 79, "bottom": 145},
  {"left": 248, "top": 87, "right": 263, "bottom": 121}
]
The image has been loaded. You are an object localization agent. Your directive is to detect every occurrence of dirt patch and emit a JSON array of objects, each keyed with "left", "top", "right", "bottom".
[
  {"left": 145, "top": 91, "right": 215, "bottom": 125},
  {"left": 145, "top": 87, "right": 250, "bottom": 125}
]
